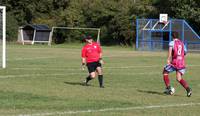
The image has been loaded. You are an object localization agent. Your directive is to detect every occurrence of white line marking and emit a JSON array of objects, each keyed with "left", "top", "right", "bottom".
[
  {"left": 8, "top": 57, "right": 58, "bottom": 61},
  {"left": 10, "top": 64, "right": 200, "bottom": 70},
  {"left": 0, "top": 72, "right": 159, "bottom": 79},
  {"left": 17, "top": 102, "right": 200, "bottom": 116},
  {"left": 0, "top": 73, "right": 83, "bottom": 79},
  {"left": 10, "top": 65, "right": 161, "bottom": 70},
  {"left": 1, "top": 64, "right": 200, "bottom": 79}
]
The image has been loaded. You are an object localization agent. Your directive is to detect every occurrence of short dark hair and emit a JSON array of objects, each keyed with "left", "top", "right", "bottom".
[
  {"left": 85, "top": 35, "right": 92, "bottom": 40},
  {"left": 83, "top": 35, "right": 93, "bottom": 40},
  {"left": 172, "top": 32, "right": 179, "bottom": 38}
]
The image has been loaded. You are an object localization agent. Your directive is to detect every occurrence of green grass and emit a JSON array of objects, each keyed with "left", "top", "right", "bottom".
[{"left": 0, "top": 44, "right": 200, "bottom": 116}]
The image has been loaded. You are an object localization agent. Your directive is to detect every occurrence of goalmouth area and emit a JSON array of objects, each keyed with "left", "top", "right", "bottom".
[{"left": 49, "top": 27, "right": 101, "bottom": 45}]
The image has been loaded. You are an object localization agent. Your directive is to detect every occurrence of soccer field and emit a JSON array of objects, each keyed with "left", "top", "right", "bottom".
[{"left": 0, "top": 44, "right": 200, "bottom": 116}]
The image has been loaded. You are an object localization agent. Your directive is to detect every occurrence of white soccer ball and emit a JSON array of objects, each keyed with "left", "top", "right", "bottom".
[{"left": 169, "top": 87, "right": 175, "bottom": 95}]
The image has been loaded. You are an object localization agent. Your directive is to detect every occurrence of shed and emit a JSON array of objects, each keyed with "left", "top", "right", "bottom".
[{"left": 18, "top": 24, "right": 51, "bottom": 45}]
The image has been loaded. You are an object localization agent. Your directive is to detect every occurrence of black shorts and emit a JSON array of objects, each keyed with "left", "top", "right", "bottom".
[{"left": 87, "top": 61, "right": 102, "bottom": 73}]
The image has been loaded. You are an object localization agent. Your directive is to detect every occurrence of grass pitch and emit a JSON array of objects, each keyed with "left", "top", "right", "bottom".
[{"left": 0, "top": 44, "right": 200, "bottom": 116}]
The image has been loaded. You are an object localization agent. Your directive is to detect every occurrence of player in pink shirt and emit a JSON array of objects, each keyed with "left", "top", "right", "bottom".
[
  {"left": 81, "top": 35, "right": 104, "bottom": 88},
  {"left": 163, "top": 32, "right": 192, "bottom": 97}
]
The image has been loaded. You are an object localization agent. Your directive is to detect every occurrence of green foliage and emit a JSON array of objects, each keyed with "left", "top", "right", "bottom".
[
  {"left": 2, "top": 0, "right": 200, "bottom": 45},
  {"left": 6, "top": 12, "right": 18, "bottom": 41},
  {"left": 154, "top": 0, "right": 200, "bottom": 34}
]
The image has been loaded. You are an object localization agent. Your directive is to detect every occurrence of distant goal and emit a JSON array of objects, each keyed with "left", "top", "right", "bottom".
[
  {"left": 0, "top": 6, "right": 6, "bottom": 68},
  {"left": 49, "top": 27, "right": 101, "bottom": 45}
]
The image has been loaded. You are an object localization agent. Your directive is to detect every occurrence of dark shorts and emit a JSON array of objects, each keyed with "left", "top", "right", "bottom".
[{"left": 87, "top": 61, "right": 102, "bottom": 73}]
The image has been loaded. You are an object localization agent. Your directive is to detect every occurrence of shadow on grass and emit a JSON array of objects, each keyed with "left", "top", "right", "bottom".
[
  {"left": 137, "top": 89, "right": 183, "bottom": 97},
  {"left": 64, "top": 81, "right": 84, "bottom": 86},
  {"left": 137, "top": 89, "right": 165, "bottom": 96},
  {"left": 64, "top": 81, "right": 93, "bottom": 87}
]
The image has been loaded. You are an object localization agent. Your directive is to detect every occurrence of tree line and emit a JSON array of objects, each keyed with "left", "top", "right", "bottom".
[{"left": 1, "top": 0, "right": 200, "bottom": 45}]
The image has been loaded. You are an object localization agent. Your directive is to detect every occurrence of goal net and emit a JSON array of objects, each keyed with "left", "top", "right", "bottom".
[
  {"left": 0, "top": 6, "right": 6, "bottom": 68},
  {"left": 49, "top": 27, "right": 101, "bottom": 45}
]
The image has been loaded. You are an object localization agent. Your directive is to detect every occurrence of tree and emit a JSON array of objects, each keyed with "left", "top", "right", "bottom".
[
  {"left": 3, "top": 0, "right": 199, "bottom": 45},
  {"left": 6, "top": 12, "right": 18, "bottom": 41},
  {"left": 154, "top": 0, "right": 200, "bottom": 34}
]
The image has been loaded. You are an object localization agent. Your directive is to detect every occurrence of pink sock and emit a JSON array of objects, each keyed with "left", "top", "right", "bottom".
[
  {"left": 163, "top": 74, "right": 170, "bottom": 87},
  {"left": 179, "top": 79, "right": 189, "bottom": 89}
]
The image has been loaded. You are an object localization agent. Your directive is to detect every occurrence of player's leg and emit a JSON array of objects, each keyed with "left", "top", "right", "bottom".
[
  {"left": 163, "top": 71, "right": 170, "bottom": 88},
  {"left": 163, "top": 71, "right": 172, "bottom": 94},
  {"left": 163, "top": 65, "right": 175, "bottom": 88},
  {"left": 84, "top": 62, "right": 96, "bottom": 85},
  {"left": 96, "top": 67, "right": 104, "bottom": 88},
  {"left": 163, "top": 65, "right": 175, "bottom": 94},
  {"left": 176, "top": 70, "right": 192, "bottom": 97},
  {"left": 96, "top": 62, "right": 104, "bottom": 88},
  {"left": 85, "top": 72, "right": 96, "bottom": 84}
]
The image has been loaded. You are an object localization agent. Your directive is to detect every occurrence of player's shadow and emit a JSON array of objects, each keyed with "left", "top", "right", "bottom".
[
  {"left": 64, "top": 81, "right": 93, "bottom": 87},
  {"left": 64, "top": 81, "right": 84, "bottom": 86},
  {"left": 137, "top": 89, "right": 165, "bottom": 96},
  {"left": 137, "top": 89, "right": 182, "bottom": 97}
]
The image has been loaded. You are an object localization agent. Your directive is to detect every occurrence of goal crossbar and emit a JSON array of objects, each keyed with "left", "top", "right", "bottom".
[
  {"left": 52, "top": 27, "right": 100, "bottom": 30},
  {"left": 49, "top": 27, "right": 101, "bottom": 45}
]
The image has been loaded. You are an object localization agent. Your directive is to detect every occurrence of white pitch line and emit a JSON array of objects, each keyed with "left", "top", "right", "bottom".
[
  {"left": 3, "top": 65, "right": 163, "bottom": 72},
  {"left": 0, "top": 72, "right": 160, "bottom": 79},
  {"left": 8, "top": 56, "right": 59, "bottom": 61},
  {"left": 0, "top": 73, "right": 83, "bottom": 79},
  {"left": 1, "top": 64, "right": 200, "bottom": 79},
  {"left": 10, "top": 65, "right": 161, "bottom": 70},
  {"left": 10, "top": 64, "right": 200, "bottom": 70},
  {"left": 17, "top": 102, "right": 200, "bottom": 116}
]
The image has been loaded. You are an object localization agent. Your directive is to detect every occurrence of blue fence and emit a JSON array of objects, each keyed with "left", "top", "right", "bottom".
[{"left": 136, "top": 19, "right": 200, "bottom": 51}]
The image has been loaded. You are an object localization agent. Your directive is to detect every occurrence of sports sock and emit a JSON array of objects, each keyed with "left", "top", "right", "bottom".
[
  {"left": 179, "top": 78, "right": 189, "bottom": 89},
  {"left": 163, "top": 74, "right": 170, "bottom": 87},
  {"left": 86, "top": 76, "right": 92, "bottom": 83},
  {"left": 98, "top": 75, "right": 103, "bottom": 87}
]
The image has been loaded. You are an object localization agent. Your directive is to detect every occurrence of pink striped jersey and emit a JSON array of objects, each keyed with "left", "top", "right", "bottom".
[{"left": 169, "top": 39, "right": 186, "bottom": 69}]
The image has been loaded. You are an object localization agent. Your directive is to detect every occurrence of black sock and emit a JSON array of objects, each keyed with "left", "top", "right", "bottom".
[
  {"left": 86, "top": 76, "right": 92, "bottom": 83},
  {"left": 186, "top": 87, "right": 191, "bottom": 92},
  {"left": 98, "top": 75, "right": 103, "bottom": 87}
]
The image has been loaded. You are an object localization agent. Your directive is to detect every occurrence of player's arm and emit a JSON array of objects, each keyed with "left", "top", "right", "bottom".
[
  {"left": 81, "top": 57, "right": 86, "bottom": 70},
  {"left": 82, "top": 57, "right": 86, "bottom": 65},
  {"left": 99, "top": 52, "right": 105, "bottom": 64},
  {"left": 81, "top": 48, "right": 87, "bottom": 66},
  {"left": 98, "top": 45, "right": 104, "bottom": 64},
  {"left": 167, "top": 41, "right": 174, "bottom": 64},
  {"left": 167, "top": 47, "right": 173, "bottom": 64},
  {"left": 99, "top": 52, "right": 102, "bottom": 59},
  {"left": 184, "top": 44, "right": 187, "bottom": 55},
  {"left": 98, "top": 44, "right": 103, "bottom": 59}
]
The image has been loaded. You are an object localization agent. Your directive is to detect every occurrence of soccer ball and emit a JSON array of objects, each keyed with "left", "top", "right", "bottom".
[
  {"left": 164, "top": 86, "right": 175, "bottom": 95},
  {"left": 169, "top": 87, "right": 175, "bottom": 95}
]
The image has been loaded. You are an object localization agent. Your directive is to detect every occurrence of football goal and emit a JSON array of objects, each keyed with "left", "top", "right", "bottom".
[
  {"left": 49, "top": 27, "right": 101, "bottom": 45},
  {"left": 0, "top": 6, "right": 6, "bottom": 68}
]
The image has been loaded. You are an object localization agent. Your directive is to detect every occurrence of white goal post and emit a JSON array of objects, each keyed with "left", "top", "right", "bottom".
[
  {"left": 0, "top": 6, "right": 6, "bottom": 68},
  {"left": 49, "top": 27, "right": 101, "bottom": 45}
]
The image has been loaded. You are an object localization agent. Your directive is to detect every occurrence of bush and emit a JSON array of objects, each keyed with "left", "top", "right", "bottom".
[{"left": 6, "top": 12, "right": 19, "bottom": 41}]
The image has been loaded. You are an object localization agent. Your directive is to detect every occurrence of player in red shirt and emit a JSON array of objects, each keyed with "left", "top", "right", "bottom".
[
  {"left": 163, "top": 32, "right": 192, "bottom": 97},
  {"left": 81, "top": 35, "right": 104, "bottom": 88}
]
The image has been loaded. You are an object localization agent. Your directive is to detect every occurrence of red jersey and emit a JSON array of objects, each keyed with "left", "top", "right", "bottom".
[
  {"left": 172, "top": 39, "right": 185, "bottom": 69},
  {"left": 81, "top": 42, "right": 102, "bottom": 63}
]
